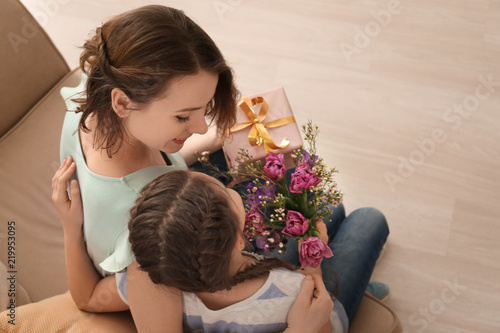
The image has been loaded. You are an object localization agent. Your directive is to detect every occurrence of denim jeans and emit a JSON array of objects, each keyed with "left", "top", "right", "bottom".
[{"left": 190, "top": 150, "right": 389, "bottom": 324}]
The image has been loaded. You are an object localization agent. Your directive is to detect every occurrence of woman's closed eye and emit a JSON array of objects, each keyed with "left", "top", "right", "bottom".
[
  {"left": 176, "top": 115, "right": 190, "bottom": 123},
  {"left": 176, "top": 101, "right": 212, "bottom": 123}
]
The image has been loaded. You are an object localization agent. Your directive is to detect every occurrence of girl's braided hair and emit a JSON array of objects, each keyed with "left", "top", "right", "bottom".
[{"left": 129, "top": 170, "right": 293, "bottom": 293}]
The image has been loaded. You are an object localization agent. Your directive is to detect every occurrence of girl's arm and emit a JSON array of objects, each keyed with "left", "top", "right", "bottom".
[
  {"left": 127, "top": 261, "right": 184, "bottom": 333},
  {"left": 295, "top": 220, "right": 332, "bottom": 333},
  {"left": 284, "top": 274, "right": 334, "bottom": 333},
  {"left": 52, "top": 157, "right": 128, "bottom": 312}
]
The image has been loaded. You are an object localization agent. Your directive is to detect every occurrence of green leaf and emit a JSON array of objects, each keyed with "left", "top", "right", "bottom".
[{"left": 284, "top": 197, "right": 299, "bottom": 210}]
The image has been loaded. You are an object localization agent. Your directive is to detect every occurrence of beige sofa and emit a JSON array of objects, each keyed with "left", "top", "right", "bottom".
[{"left": 0, "top": 0, "right": 402, "bottom": 331}]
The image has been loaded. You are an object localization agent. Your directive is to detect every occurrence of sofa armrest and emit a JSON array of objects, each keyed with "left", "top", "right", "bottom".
[
  {"left": 0, "top": 0, "right": 70, "bottom": 138},
  {"left": 0, "top": 69, "right": 82, "bottom": 302}
]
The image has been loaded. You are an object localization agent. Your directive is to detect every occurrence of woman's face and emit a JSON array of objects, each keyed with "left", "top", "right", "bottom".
[{"left": 121, "top": 70, "right": 218, "bottom": 154}]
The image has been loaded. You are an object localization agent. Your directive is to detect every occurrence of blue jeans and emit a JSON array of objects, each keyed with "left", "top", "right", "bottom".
[{"left": 190, "top": 150, "right": 389, "bottom": 324}]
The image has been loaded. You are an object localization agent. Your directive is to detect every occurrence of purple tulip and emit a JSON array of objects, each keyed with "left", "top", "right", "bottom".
[
  {"left": 289, "top": 162, "right": 322, "bottom": 193},
  {"left": 263, "top": 152, "right": 286, "bottom": 181},
  {"left": 299, "top": 236, "right": 333, "bottom": 268},
  {"left": 282, "top": 210, "right": 309, "bottom": 237}
]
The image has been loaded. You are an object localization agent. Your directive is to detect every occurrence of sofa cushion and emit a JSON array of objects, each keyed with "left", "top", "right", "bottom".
[
  {"left": 0, "top": 69, "right": 82, "bottom": 302},
  {"left": 0, "top": 0, "right": 70, "bottom": 138},
  {"left": 0, "top": 292, "right": 136, "bottom": 332},
  {"left": 0, "top": 261, "right": 31, "bottom": 311}
]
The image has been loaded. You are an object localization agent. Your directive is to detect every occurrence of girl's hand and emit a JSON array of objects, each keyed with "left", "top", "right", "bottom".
[
  {"left": 297, "top": 219, "right": 329, "bottom": 275},
  {"left": 285, "top": 273, "right": 333, "bottom": 333},
  {"left": 315, "top": 219, "right": 328, "bottom": 244},
  {"left": 51, "top": 156, "right": 83, "bottom": 235}
]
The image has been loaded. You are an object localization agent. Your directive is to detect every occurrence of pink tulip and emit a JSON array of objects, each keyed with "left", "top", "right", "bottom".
[
  {"left": 283, "top": 210, "right": 309, "bottom": 237},
  {"left": 300, "top": 236, "right": 333, "bottom": 268},
  {"left": 289, "top": 162, "right": 322, "bottom": 193},
  {"left": 263, "top": 152, "right": 286, "bottom": 181}
]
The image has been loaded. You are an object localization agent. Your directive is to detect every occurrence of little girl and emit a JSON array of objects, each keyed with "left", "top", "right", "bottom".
[
  {"left": 52, "top": 161, "right": 344, "bottom": 332},
  {"left": 130, "top": 170, "right": 349, "bottom": 333}
]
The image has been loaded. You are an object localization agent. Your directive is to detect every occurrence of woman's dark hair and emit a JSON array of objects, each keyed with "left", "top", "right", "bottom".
[
  {"left": 75, "top": 5, "right": 238, "bottom": 157},
  {"left": 129, "top": 170, "right": 292, "bottom": 293}
]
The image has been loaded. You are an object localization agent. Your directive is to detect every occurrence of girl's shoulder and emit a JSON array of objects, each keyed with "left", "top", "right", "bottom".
[
  {"left": 242, "top": 252, "right": 305, "bottom": 298},
  {"left": 268, "top": 267, "right": 305, "bottom": 291},
  {"left": 242, "top": 251, "right": 305, "bottom": 285}
]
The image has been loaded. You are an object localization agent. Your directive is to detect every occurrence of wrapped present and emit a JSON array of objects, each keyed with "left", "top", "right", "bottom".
[{"left": 223, "top": 87, "right": 303, "bottom": 171}]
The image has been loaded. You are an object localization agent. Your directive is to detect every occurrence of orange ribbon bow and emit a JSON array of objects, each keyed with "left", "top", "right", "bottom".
[{"left": 230, "top": 96, "right": 296, "bottom": 152}]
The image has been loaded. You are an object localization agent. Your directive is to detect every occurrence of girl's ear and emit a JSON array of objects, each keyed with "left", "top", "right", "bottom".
[
  {"left": 236, "top": 233, "right": 246, "bottom": 251},
  {"left": 111, "top": 88, "right": 134, "bottom": 118}
]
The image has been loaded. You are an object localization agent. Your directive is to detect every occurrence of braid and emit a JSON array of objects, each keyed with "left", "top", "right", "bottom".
[
  {"left": 195, "top": 194, "right": 237, "bottom": 292},
  {"left": 231, "top": 256, "right": 294, "bottom": 286}
]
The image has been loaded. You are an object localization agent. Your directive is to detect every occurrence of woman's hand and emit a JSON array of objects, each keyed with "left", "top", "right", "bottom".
[
  {"left": 51, "top": 156, "right": 83, "bottom": 236},
  {"left": 285, "top": 273, "right": 333, "bottom": 333}
]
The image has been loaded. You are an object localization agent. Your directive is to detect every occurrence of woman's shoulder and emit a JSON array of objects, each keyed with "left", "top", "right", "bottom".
[{"left": 60, "top": 73, "right": 87, "bottom": 112}]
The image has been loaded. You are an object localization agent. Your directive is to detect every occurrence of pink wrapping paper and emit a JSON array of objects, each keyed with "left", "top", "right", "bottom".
[{"left": 223, "top": 87, "right": 303, "bottom": 169}]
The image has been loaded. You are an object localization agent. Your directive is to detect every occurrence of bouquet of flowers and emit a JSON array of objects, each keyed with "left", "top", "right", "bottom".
[{"left": 221, "top": 121, "right": 343, "bottom": 268}]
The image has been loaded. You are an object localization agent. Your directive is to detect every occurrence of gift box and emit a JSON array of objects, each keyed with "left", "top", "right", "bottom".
[{"left": 223, "top": 87, "right": 303, "bottom": 171}]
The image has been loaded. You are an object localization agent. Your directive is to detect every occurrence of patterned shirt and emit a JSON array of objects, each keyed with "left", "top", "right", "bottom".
[{"left": 183, "top": 267, "right": 348, "bottom": 333}]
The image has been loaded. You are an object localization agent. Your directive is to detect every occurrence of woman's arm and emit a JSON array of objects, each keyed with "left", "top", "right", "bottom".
[
  {"left": 52, "top": 157, "right": 128, "bottom": 312},
  {"left": 127, "top": 261, "right": 184, "bottom": 333},
  {"left": 180, "top": 126, "right": 221, "bottom": 166}
]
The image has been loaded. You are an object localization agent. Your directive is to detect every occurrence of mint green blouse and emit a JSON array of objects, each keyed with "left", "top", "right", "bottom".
[{"left": 59, "top": 74, "right": 187, "bottom": 276}]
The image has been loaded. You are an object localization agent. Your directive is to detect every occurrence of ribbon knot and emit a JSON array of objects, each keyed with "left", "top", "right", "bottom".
[{"left": 230, "top": 96, "right": 296, "bottom": 152}]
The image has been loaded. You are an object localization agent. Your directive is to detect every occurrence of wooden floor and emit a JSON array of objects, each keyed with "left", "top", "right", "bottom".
[{"left": 21, "top": 0, "right": 500, "bottom": 331}]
